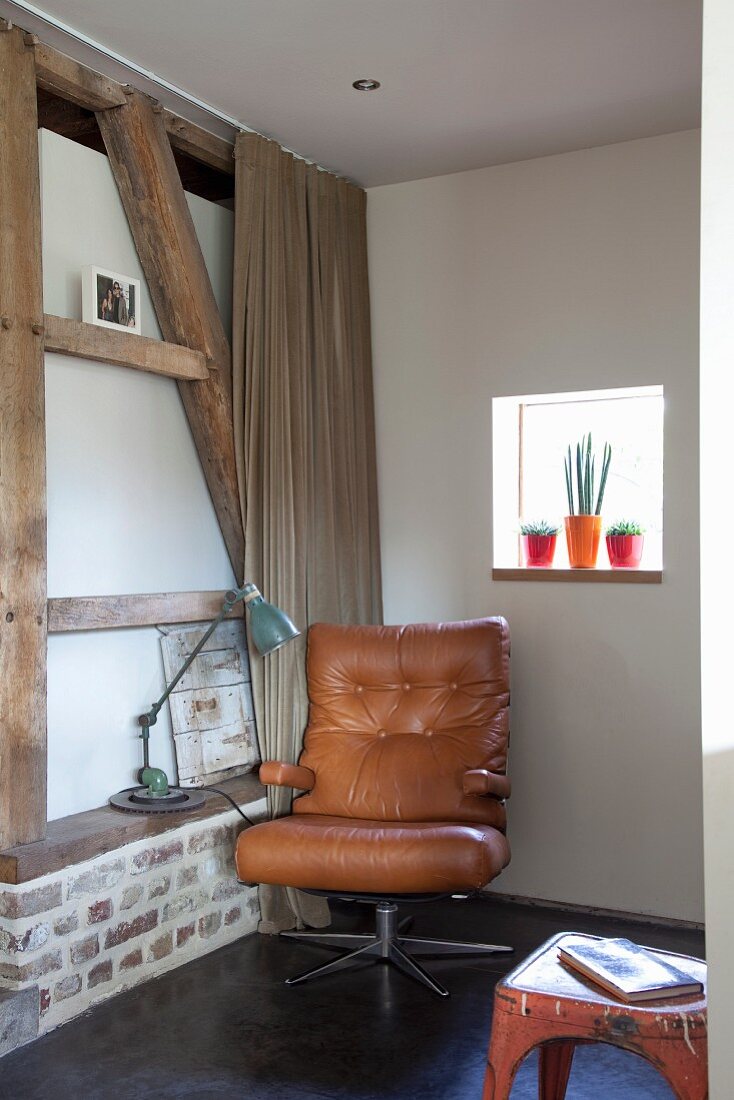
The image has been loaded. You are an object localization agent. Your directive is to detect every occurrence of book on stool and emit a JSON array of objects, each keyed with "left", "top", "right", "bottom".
[{"left": 558, "top": 935, "right": 704, "bottom": 1003}]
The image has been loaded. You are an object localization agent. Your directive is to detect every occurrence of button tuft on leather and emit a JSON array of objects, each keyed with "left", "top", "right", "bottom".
[
  {"left": 402, "top": 683, "right": 411, "bottom": 691},
  {"left": 450, "top": 682, "right": 458, "bottom": 691},
  {"left": 425, "top": 729, "right": 433, "bottom": 737},
  {"left": 378, "top": 729, "right": 387, "bottom": 738},
  {"left": 355, "top": 685, "right": 363, "bottom": 694}
]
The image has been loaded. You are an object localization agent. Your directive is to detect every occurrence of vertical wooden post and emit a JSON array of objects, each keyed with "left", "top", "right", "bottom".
[
  {"left": 0, "top": 26, "right": 48, "bottom": 848},
  {"left": 96, "top": 92, "right": 245, "bottom": 580}
]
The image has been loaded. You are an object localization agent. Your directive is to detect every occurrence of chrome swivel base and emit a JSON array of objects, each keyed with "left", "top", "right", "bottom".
[{"left": 281, "top": 900, "right": 513, "bottom": 997}]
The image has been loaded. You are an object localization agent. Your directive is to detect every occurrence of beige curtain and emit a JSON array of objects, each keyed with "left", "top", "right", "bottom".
[{"left": 232, "top": 133, "right": 383, "bottom": 933}]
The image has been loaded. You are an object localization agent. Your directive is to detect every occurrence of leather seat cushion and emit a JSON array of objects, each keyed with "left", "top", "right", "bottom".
[{"left": 235, "top": 815, "right": 511, "bottom": 894}]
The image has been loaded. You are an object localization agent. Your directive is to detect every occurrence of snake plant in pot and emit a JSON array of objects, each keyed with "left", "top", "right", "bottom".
[{"left": 563, "top": 435, "right": 612, "bottom": 567}]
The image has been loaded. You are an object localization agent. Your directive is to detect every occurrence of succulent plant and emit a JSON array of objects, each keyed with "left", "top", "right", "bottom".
[
  {"left": 520, "top": 520, "right": 559, "bottom": 536},
  {"left": 564, "top": 434, "right": 612, "bottom": 516},
  {"left": 606, "top": 520, "right": 644, "bottom": 536}
]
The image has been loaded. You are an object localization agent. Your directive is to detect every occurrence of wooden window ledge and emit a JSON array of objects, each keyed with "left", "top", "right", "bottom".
[
  {"left": 0, "top": 773, "right": 265, "bottom": 885},
  {"left": 492, "top": 568, "right": 662, "bottom": 584}
]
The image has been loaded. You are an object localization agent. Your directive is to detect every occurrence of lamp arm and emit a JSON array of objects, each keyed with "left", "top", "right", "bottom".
[{"left": 138, "top": 583, "right": 260, "bottom": 736}]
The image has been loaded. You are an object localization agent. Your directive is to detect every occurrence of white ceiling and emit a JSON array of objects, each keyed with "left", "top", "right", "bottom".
[{"left": 10, "top": 0, "right": 701, "bottom": 187}]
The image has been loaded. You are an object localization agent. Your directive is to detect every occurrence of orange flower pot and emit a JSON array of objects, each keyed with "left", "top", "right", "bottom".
[{"left": 564, "top": 515, "right": 602, "bottom": 568}]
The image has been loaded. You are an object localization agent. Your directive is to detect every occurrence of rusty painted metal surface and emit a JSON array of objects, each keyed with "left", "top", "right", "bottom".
[{"left": 482, "top": 932, "right": 708, "bottom": 1100}]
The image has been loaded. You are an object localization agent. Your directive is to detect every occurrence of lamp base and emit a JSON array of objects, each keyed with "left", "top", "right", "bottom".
[{"left": 109, "top": 786, "right": 207, "bottom": 815}]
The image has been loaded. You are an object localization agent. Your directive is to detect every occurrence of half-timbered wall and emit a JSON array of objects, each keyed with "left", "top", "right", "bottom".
[{"left": 41, "top": 129, "right": 237, "bottom": 819}]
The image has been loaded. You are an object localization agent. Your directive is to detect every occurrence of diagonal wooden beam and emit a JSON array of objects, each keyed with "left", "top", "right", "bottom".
[
  {"left": 0, "top": 26, "right": 47, "bottom": 848},
  {"left": 96, "top": 91, "right": 244, "bottom": 580}
]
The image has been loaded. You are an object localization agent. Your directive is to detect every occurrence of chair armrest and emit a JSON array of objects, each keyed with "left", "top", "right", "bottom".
[
  {"left": 463, "top": 769, "right": 511, "bottom": 799},
  {"left": 259, "top": 761, "right": 316, "bottom": 791}
]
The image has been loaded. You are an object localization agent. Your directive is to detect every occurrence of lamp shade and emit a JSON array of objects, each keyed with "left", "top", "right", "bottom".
[{"left": 248, "top": 594, "right": 301, "bottom": 655}]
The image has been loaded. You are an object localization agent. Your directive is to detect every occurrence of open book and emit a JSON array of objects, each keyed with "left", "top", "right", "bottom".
[{"left": 558, "top": 936, "right": 703, "bottom": 1003}]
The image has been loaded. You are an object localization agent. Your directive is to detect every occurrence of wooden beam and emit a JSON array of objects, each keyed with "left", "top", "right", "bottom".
[
  {"left": 164, "top": 110, "right": 234, "bottom": 176},
  {"left": 97, "top": 92, "right": 245, "bottom": 579},
  {"left": 29, "top": 36, "right": 236, "bottom": 175},
  {"left": 36, "top": 87, "right": 106, "bottom": 152},
  {"left": 36, "top": 88, "right": 234, "bottom": 202},
  {"left": 48, "top": 592, "right": 245, "bottom": 633},
  {"left": 44, "top": 314, "right": 210, "bottom": 381},
  {"left": 32, "top": 39, "right": 128, "bottom": 111},
  {"left": 0, "top": 26, "right": 47, "bottom": 849},
  {"left": 0, "top": 773, "right": 264, "bottom": 885}
]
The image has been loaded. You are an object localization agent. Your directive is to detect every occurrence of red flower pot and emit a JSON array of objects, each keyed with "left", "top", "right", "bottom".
[
  {"left": 521, "top": 534, "right": 557, "bottom": 568},
  {"left": 606, "top": 534, "right": 644, "bottom": 569}
]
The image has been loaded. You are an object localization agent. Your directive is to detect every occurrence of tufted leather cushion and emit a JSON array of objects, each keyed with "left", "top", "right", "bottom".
[{"left": 293, "top": 618, "right": 510, "bottom": 825}]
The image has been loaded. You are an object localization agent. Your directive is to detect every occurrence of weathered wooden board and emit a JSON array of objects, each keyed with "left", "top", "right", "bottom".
[
  {"left": 160, "top": 622, "right": 259, "bottom": 789},
  {"left": 160, "top": 619, "right": 250, "bottom": 687},
  {"left": 172, "top": 719, "right": 259, "bottom": 781},
  {"left": 44, "top": 314, "right": 209, "bottom": 380},
  {"left": 0, "top": 26, "right": 48, "bottom": 849}
]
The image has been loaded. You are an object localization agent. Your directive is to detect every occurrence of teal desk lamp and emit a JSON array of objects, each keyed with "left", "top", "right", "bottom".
[{"left": 109, "top": 583, "right": 300, "bottom": 815}]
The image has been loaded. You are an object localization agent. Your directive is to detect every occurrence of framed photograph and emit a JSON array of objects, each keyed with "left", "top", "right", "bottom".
[{"left": 82, "top": 265, "right": 141, "bottom": 335}]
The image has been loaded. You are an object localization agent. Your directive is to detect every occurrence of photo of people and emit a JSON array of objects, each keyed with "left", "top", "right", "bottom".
[{"left": 82, "top": 266, "right": 142, "bottom": 334}]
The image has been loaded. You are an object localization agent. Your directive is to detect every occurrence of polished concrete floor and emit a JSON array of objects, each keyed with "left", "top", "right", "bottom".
[{"left": 0, "top": 896, "right": 704, "bottom": 1099}]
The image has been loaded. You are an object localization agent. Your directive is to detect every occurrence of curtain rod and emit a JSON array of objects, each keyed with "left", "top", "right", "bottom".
[{"left": 1, "top": 0, "right": 337, "bottom": 176}]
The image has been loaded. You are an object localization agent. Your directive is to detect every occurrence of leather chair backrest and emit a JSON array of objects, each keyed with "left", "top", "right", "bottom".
[{"left": 294, "top": 618, "right": 510, "bottom": 826}]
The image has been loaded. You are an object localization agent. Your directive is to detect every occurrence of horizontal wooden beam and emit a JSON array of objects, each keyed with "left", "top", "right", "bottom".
[
  {"left": 48, "top": 592, "right": 245, "bottom": 633},
  {"left": 0, "top": 773, "right": 265, "bottom": 884},
  {"left": 30, "top": 36, "right": 235, "bottom": 174},
  {"left": 164, "top": 110, "right": 234, "bottom": 176},
  {"left": 32, "top": 39, "right": 128, "bottom": 111},
  {"left": 492, "top": 568, "right": 663, "bottom": 584},
  {"left": 43, "top": 314, "right": 209, "bottom": 380}
]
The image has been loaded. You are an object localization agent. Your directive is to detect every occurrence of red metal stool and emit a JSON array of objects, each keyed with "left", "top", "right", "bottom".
[{"left": 482, "top": 932, "right": 707, "bottom": 1100}]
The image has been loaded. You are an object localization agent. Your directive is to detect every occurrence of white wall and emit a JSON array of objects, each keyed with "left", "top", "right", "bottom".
[
  {"left": 40, "top": 129, "right": 236, "bottom": 820},
  {"left": 700, "top": 0, "right": 734, "bottom": 1090},
  {"left": 368, "top": 131, "right": 703, "bottom": 921}
]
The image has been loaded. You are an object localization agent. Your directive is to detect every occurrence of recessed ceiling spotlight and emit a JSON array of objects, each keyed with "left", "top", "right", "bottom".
[{"left": 352, "top": 79, "right": 381, "bottom": 91}]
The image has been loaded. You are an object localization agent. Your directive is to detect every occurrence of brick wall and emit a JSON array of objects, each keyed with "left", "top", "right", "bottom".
[{"left": 0, "top": 806, "right": 262, "bottom": 1043}]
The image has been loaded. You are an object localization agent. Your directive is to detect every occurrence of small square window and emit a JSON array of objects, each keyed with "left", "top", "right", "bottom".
[{"left": 492, "top": 386, "right": 664, "bottom": 572}]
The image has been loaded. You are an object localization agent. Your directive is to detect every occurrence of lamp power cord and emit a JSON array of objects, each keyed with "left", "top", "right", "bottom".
[{"left": 200, "top": 785, "right": 257, "bottom": 828}]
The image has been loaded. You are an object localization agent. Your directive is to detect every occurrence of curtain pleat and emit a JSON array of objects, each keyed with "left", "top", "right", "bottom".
[{"left": 232, "top": 134, "right": 383, "bottom": 932}]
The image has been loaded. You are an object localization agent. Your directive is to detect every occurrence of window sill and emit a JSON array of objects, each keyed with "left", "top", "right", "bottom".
[
  {"left": 0, "top": 772, "right": 265, "bottom": 884},
  {"left": 492, "top": 568, "right": 662, "bottom": 584}
]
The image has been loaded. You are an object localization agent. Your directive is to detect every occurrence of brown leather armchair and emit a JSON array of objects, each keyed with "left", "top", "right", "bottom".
[{"left": 235, "top": 617, "right": 513, "bottom": 996}]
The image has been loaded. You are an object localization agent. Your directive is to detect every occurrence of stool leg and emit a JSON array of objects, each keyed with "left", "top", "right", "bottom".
[
  {"left": 482, "top": 1021, "right": 538, "bottom": 1100},
  {"left": 539, "top": 1041, "right": 575, "bottom": 1100},
  {"left": 642, "top": 1039, "right": 708, "bottom": 1100}
]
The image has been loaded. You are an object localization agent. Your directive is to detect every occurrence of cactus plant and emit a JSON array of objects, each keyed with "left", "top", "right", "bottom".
[
  {"left": 520, "top": 520, "right": 560, "bottom": 536},
  {"left": 606, "top": 520, "right": 644, "bottom": 536},
  {"left": 564, "top": 434, "right": 612, "bottom": 515}
]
